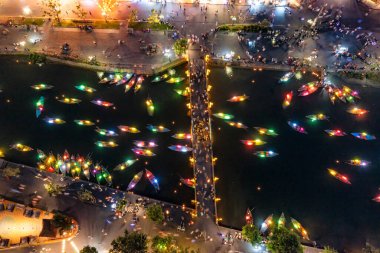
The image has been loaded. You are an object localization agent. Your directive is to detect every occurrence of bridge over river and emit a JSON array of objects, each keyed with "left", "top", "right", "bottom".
[{"left": 188, "top": 43, "right": 218, "bottom": 223}]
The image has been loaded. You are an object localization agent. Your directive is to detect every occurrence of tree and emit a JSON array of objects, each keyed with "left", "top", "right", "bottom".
[
  {"left": 72, "top": 0, "right": 87, "bottom": 21},
  {"left": 110, "top": 230, "right": 147, "bottom": 253},
  {"left": 77, "top": 189, "right": 96, "bottom": 204},
  {"left": 97, "top": 0, "right": 117, "bottom": 22},
  {"left": 363, "top": 243, "right": 380, "bottom": 253},
  {"left": 173, "top": 39, "right": 188, "bottom": 56},
  {"left": 146, "top": 204, "right": 164, "bottom": 223},
  {"left": 241, "top": 224, "right": 262, "bottom": 246},
  {"left": 41, "top": 0, "right": 62, "bottom": 25},
  {"left": 267, "top": 227, "right": 303, "bottom": 253},
  {"left": 1, "top": 166, "right": 20, "bottom": 179},
  {"left": 322, "top": 246, "right": 338, "bottom": 253},
  {"left": 52, "top": 213, "right": 73, "bottom": 234},
  {"left": 151, "top": 235, "right": 177, "bottom": 253},
  {"left": 147, "top": 9, "right": 160, "bottom": 24},
  {"left": 80, "top": 246, "right": 98, "bottom": 253},
  {"left": 44, "top": 182, "right": 65, "bottom": 196},
  {"left": 128, "top": 9, "right": 138, "bottom": 23}
]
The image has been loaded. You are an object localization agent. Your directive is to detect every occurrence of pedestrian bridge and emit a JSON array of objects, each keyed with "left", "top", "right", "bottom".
[{"left": 188, "top": 44, "right": 218, "bottom": 222}]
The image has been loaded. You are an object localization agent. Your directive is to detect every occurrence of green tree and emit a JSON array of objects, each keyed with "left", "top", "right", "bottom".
[
  {"left": 146, "top": 204, "right": 164, "bottom": 223},
  {"left": 147, "top": 9, "right": 160, "bottom": 24},
  {"left": 40, "top": 0, "right": 62, "bottom": 25},
  {"left": 1, "top": 166, "right": 20, "bottom": 179},
  {"left": 241, "top": 224, "right": 262, "bottom": 245},
  {"left": 110, "top": 230, "right": 147, "bottom": 253},
  {"left": 267, "top": 227, "right": 303, "bottom": 253},
  {"left": 151, "top": 235, "right": 177, "bottom": 253},
  {"left": 52, "top": 213, "right": 73, "bottom": 234},
  {"left": 173, "top": 39, "right": 188, "bottom": 56},
  {"left": 80, "top": 246, "right": 98, "bottom": 253},
  {"left": 322, "top": 246, "right": 338, "bottom": 253},
  {"left": 44, "top": 182, "right": 65, "bottom": 197},
  {"left": 72, "top": 0, "right": 87, "bottom": 21}
]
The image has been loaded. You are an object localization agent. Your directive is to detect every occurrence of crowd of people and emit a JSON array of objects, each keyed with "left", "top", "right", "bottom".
[{"left": 189, "top": 55, "right": 216, "bottom": 220}]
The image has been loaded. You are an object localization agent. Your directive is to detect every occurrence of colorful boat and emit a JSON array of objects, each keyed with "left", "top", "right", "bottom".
[
  {"left": 168, "top": 69, "right": 176, "bottom": 76},
  {"left": 146, "top": 98, "right": 154, "bottom": 116},
  {"left": 44, "top": 117, "right": 66, "bottom": 125},
  {"left": 328, "top": 168, "right": 351, "bottom": 185},
  {"left": 279, "top": 72, "right": 294, "bottom": 83},
  {"left": 345, "top": 159, "right": 370, "bottom": 167},
  {"left": 298, "top": 85, "right": 319, "bottom": 97},
  {"left": 288, "top": 121, "right": 308, "bottom": 134},
  {"left": 254, "top": 150, "right": 278, "bottom": 158},
  {"left": 291, "top": 218, "right": 310, "bottom": 240},
  {"left": 166, "top": 77, "right": 185, "bottom": 84},
  {"left": 102, "top": 167, "right": 113, "bottom": 185},
  {"left": 226, "top": 121, "right": 248, "bottom": 129},
  {"left": 31, "top": 84, "right": 54, "bottom": 90},
  {"left": 151, "top": 76, "right": 163, "bottom": 83},
  {"left": 132, "top": 148, "right": 156, "bottom": 157},
  {"left": 245, "top": 208, "right": 253, "bottom": 225},
  {"left": 124, "top": 75, "right": 136, "bottom": 93},
  {"left": 347, "top": 107, "right": 368, "bottom": 116},
  {"left": 174, "top": 89, "right": 189, "bottom": 97},
  {"left": 180, "top": 177, "right": 195, "bottom": 188},
  {"left": 133, "top": 140, "right": 158, "bottom": 148},
  {"left": 325, "top": 129, "right": 346, "bottom": 137},
  {"left": 213, "top": 112, "right": 234, "bottom": 120},
  {"left": 241, "top": 139, "right": 266, "bottom": 146},
  {"left": 95, "top": 127, "right": 118, "bottom": 137},
  {"left": 57, "top": 97, "right": 81, "bottom": 104},
  {"left": 169, "top": 145, "right": 193, "bottom": 153},
  {"left": 75, "top": 84, "right": 96, "bottom": 93},
  {"left": 227, "top": 94, "right": 249, "bottom": 102},
  {"left": 254, "top": 127, "right": 278, "bottom": 137},
  {"left": 74, "top": 120, "right": 95, "bottom": 126},
  {"left": 37, "top": 149, "right": 46, "bottom": 160},
  {"left": 282, "top": 91, "right": 293, "bottom": 109},
  {"left": 278, "top": 212, "right": 286, "bottom": 228},
  {"left": 372, "top": 194, "right": 380, "bottom": 203},
  {"left": 127, "top": 171, "right": 144, "bottom": 191},
  {"left": 114, "top": 159, "right": 138, "bottom": 171},
  {"left": 306, "top": 113, "right": 329, "bottom": 121},
  {"left": 172, "top": 133, "right": 192, "bottom": 140},
  {"left": 35, "top": 96, "right": 44, "bottom": 118},
  {"left": 134, "top": 76, "right": 144, "bottom": 93},
  {"left": 145, "top": 169, "right": 160, "bottom": 191},
  {"left": 351, "top": 132, "right": 376, "bottom": 140},
  {"left": 91, "top": 99, "right": 114, "bottom": 107},
  {"left": 147, "top": 124, "right": 170, "bottom": 133},
  {"left": 118, "top": 125, "right": 140, "bottom": 133},
  {"left": 95, "top": 141, "right": 118, "bottom": 148},
  {"left": 10, "top": 143, "right": 33, "bottom": 152},
  {"left": 260, "top": 214, "right": 273, "bottom": 233}
]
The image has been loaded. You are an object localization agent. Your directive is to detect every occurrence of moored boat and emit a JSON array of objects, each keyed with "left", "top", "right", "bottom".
[
  {"left": 168, "top": 145, "right": 193, "bottom": 152},
  {"left": 351, "top": 132, "right": 376, "bottom": 140},
  {"left": 254, "top": 150, "right": 278, "bottom": 158},
  {"left": 288, "top": 121, "right": 308, "bottom": 134}
]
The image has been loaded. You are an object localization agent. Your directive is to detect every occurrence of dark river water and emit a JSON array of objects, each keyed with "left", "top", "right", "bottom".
[
  {"left": 209, "top": 67, "right": 380, "bottom": 252},
  {"left": 0, "top": 56, "right": 379, "bottom": 252}
]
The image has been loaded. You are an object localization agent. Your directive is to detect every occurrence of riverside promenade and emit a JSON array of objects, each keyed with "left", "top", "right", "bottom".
[{"left": 188, "top": 44, "right": 217, "bottom": 222}]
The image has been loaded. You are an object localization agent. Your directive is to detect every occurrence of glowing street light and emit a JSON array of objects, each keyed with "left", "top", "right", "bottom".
[{"left": 23, "top": 6, "right": 32, "bottom": 15}]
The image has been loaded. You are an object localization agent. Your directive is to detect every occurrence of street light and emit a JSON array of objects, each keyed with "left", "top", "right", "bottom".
[{"left": 22, "top": 6, "right": 32, "bottom": 16}]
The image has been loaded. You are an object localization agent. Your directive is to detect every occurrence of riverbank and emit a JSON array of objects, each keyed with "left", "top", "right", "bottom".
[{"left": 0, "top": 51, "right": 187, "bottom": 75}]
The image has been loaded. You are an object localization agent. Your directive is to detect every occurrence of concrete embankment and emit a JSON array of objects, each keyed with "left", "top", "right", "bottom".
[{"left": 0, "top": 51, "right": 187, "bottom": 75}]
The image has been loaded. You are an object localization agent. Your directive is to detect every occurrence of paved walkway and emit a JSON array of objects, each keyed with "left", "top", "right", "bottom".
[{"left": 188, "top": 44, "right": 217, "bottom": 221}]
